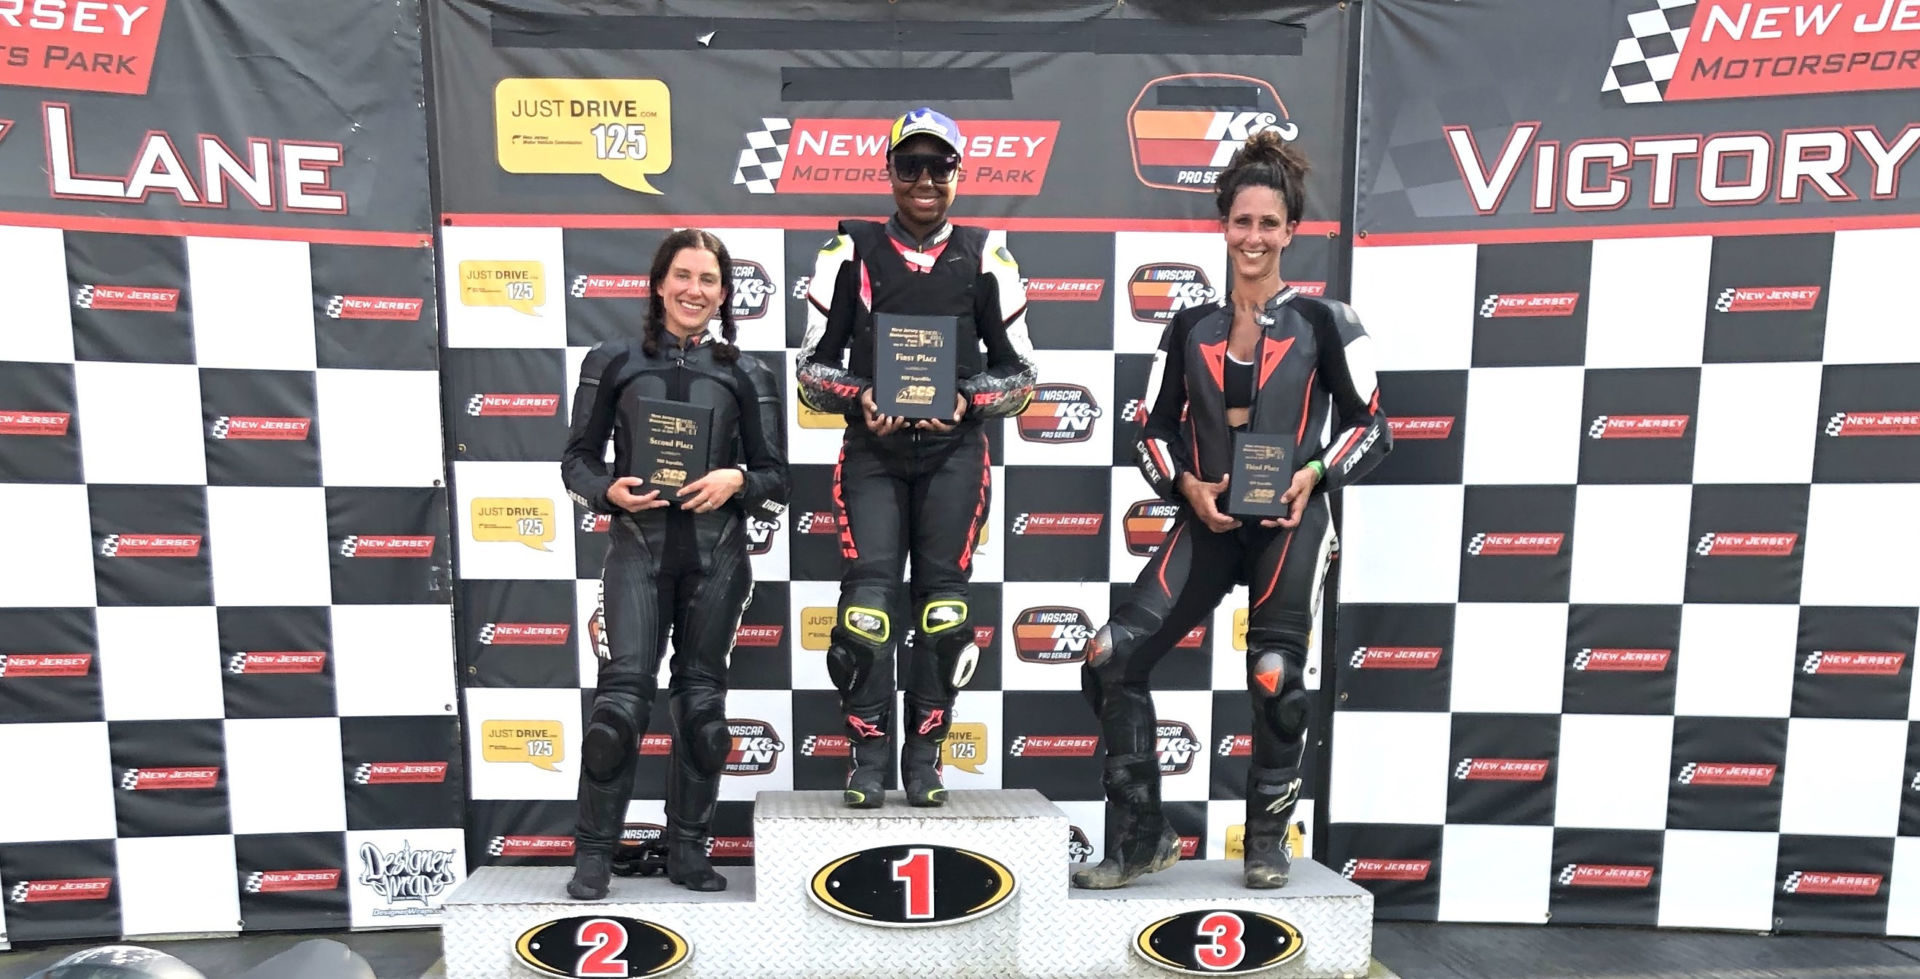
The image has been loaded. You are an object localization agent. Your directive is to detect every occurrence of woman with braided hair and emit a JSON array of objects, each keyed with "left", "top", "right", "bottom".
[
  {"left": 561, "top": 228, "right": 791, "bottom": 899},
  {"left": 1073, "top": 131, "right": 1392, "bottom": 891}
]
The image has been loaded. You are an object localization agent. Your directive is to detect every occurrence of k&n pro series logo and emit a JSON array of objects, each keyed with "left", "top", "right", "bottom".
[
  {"left": 1123, "top": 500, "right": 1180, "bottom": 556},
  {"left": 1156, "top": 720, "right": 1203, "bottom": 775},
  {"left": 1127, "top": 73, "right": 1300, "bottom": 192},
  {"left": 1129, "top": 263, "right": 1217, "bottom": 324},
  {"left": 1013, "top": 606, "right": 1096, "bottom": 664},
  {"left": 722, "top": 719, "right": 784, "bottom": 776},
  {"left": 730, "top": 259, "right": 776, "bottom": 320},
  {"left": 1015, "top": 384, "right": 1102, "bottom": 444}
]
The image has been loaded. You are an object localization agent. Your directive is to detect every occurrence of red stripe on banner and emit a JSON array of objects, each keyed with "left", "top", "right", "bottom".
[
  {"left": 1358, "top": 213, "right": 1920, "bottom": 246},
  {"left": 0, "top": 211, "right": 429, "bottom": 247},
  {"left": 442, "top": 213, "right": 1342, "bottom": 236}
]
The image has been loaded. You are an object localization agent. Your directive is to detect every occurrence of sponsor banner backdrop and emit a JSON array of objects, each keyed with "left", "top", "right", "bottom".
[
  {"left": 427, "top": 0, "right": 1356, "bottom": 877},
  {"left": 1335, "top": 0, "right": 1920, "bottom": 938},
  {"left": 0, "top": 0, "right": 457, "bottom": 949}
]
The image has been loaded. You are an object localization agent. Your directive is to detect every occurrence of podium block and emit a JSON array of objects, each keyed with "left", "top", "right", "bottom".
[{"left": 440, "top": 789, "right": 1375, "bottom": 978}]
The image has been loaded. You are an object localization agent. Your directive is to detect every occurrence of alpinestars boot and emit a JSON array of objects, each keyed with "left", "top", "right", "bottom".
[
  {"left": 1243, "top": 763, "right": 1302, "bottom": 889},
  {"left": 1070, "top": 752, "right": 1181, "bottom": 890},
  {"left": 844, "top": 716, "right": 890, "bottom": 808},
  {"left": 901, "top": 705, "right": 949, "bottom": 807}
]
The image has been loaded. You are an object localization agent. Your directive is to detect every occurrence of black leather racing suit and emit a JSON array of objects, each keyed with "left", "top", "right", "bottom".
[
  {"left": 797, "top": 216, "right": 1037, "bottom": 806},
  {"left": 561, "top": 331, "right": 790, "bottom": 888},
  {"left": 1078, "top": 288, "right": 1391, "bottom": 887}
]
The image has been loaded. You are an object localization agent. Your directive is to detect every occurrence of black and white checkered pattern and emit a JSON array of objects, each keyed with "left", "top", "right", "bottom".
[
  {"left": 732, "top": 118, "right": 793, "bottom": 195},
  {"left": 1600, "top": 0, "right": 1697, "bottom": 105},
  {"left": 1330, "top": 225, "right": 1920, "bottom": 935},
  {"left": 0, "top": 224, "right": 470, "bottom": 945}
]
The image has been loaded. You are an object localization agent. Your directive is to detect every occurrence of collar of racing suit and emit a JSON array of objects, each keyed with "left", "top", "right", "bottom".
[{"left": 885, "top": 212, "right": 953, "bottom": 253}]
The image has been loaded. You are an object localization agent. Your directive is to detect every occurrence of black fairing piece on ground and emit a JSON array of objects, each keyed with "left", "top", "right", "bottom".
[{"left": 27, "top": 939, "right": 376, "bottom": 979}]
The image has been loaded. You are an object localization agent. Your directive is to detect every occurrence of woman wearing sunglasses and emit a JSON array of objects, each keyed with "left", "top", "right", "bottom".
[{"left": 797, "top": 107, "right": 1038, "bottom": 809}]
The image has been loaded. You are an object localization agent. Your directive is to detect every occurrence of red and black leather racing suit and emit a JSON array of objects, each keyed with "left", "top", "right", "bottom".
[
  {"left": 1079, "top": 287, "right": 1390, "bottom": 886},
  {"left": 561, "top": 331, "right": 790, "bottom": 892},
  {"left": 797, "top": 215, "right": 1037, "bottom": 805}
]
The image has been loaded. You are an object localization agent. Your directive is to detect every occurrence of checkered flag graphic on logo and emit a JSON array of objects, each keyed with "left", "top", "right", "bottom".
[
  {"left": 1784, "top": 870, "right": 1804, "bottom": 893},
  {"left": 478, "top": 623, "right": 497, "bottom": 645},
  {"left": 1677, "top": 761, "right": 1698, "bottom": 784},
  {"left": 74, "top": 284, "right": 96, "bottom": 308},
  {"left": 1340, "top": 858, "right": 1358, "bottom": 878},
  {"left": 791, "top": 275, "right": 811, "bottom": 300},
  {"left": 1012, "top": 514, "right": 1032, "bottom": 535},
  {"left": 1827, "top": 412, "right": 1849, "bottom": 436},
  {"left": 1478, "top": 294, "right": 1501, "bottom": 318},
  {"left": 796, "top": 512, "right": 817, "bottom": 534},
  {"left": 1454, "top": 758, "right": 1474, "bottom": 779},
  {"left": 466, "top": 394, "right": 486, "bottom": 416},
  {"left": 1715, "top": 287, "right": 1738, "bottom": 312},
  {"left": 1351, "top": 647, "right": 1369, "bottom": 668},
  {"left": 0, "top": 655, "right": 9, "bottom": 678},
  {"left": 9, "top": 882, "right": 28, "bottom": 903},
  {"left": 1600, "top": 0, "right": 1697, "bottom": 104},
  {"left": 1572, "top": 648, "right": 1592, "bottom": 671},
  {"left": 1695, "top": 533, "right": 1716, "bottom": 556},
  {"left": 1803, "top": 651, "right": 1825, "bottom": 674},
  {"left": 353, "top": 763, "right": 375, "bottom": 785},
  {"left": 1588, "top": 415, "right": 1610, "bottom": 439},
  {"left": 570, "top": 275, "right": 590, "bottom": 298},
  {"left": 339, "top": 535, "right": 360, "bottom": 557},
  {"left": 100, "top": 534, "right": 120, "bottom": 557},
  {"left": 1466, "top": 532, "right": 1487, "bottom": 556},
  {"left": 227, "top": 652, "right": 251, "bottom": 674},
  {"left": 120, "top": 768, "right": 142, "bottom": 789},
  {"left": 1218, "top": 734, "right": 1238, "bottom": 756},
  {"left": 1009, "top": 735, "right": 1029, "bottom": 757},
  {"left": 1910, "top": 768, "right": 1920, "bottom": 792},
  {"left": 1559, "top": 864, "right": 1580, "bottom": 886},
  {"left": 325, "top": 295, "right": 346, "bottom": 318},
  {"left": 488, "top": 836, "right": 507, "bottom": 856},
  {"left": 210, "top": 416, "right": 232, "bottom": 440},
  {"left": 244, "top": 871, "right": 266, "bottom": 893},
  {"left": 733, "top": 118, "right": 792, "bottom": 195},
  {"left": 800, "top": 734, "right": 819, "bottom": 756}
]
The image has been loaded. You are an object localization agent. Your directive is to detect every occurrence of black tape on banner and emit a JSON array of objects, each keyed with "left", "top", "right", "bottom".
[{"left": 781, "top": 68, "right": 1014, "bottom": 103}]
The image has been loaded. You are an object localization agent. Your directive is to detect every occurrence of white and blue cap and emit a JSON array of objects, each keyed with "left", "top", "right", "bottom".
[{"left": 887, "top": 107, "right": 964, "bottom": 158}]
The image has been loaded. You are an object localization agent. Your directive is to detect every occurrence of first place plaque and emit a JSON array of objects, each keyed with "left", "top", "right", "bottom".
[
  {"left": 1225, "top": 432, "right": 1294, "bottom": 519},
  {"left": 632, "top": 398, "right": 712, "bottom": 508},
  {"left": 873, "top": 312, "right": 958, "bottom": 421}
]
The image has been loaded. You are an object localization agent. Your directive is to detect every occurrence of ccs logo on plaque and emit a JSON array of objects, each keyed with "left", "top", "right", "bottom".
[
  {"left": 1133, "top": 910, "right": 1304, "bottom": 975},
  {"left": 513, "top": 915, "right": 690, "bottom": 978},
  {"left": 809, "top": 844, "right": 1017, "bottom": 927},
  {"left": 495, "top": 78, "right": 674, "bottom": 194}
]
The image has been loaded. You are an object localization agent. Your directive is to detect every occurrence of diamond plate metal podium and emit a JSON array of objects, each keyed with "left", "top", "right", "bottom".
[{"left": 439, "top": 789, "right": 1374, "bottom": 978}]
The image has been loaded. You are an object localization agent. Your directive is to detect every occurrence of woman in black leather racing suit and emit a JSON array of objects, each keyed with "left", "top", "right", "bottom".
[
  {"left": 561, "top": 229, "right": 791, "bottom": 899},
  {"left": 1073, "top": 131, "right": 1392, "bottom": 891},
  {"left": 797, "top": 106, "right": 1038, "bottom": 808}
]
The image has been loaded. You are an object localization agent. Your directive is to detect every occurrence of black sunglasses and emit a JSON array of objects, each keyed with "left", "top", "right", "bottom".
[{"left": 890, "top": 152, "right": 959, "bottom": 184}]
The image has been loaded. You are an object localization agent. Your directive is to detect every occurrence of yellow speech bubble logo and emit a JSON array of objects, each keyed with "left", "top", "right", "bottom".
[
  {"left": 797, "top": 400, "right": 847, "bottom": 430},
  {"left": 1226, "top": 823, "right": 1245, "bottom": 859},
  {"left": 1234, "top": 608, "right": 1249, "bottom": 651},
  {"left": 495, "top": 78, "right": 673, "bottom": 195},
  {"left": 472, "top": 498, "right": 558, "bottom": 551},
  {"left": 943, "top": 722, "right": 989, "bottom": 774},
  {"left": 458, "top": 260, "right": 545, "bottom": 316},
  {"left": 481, "top": 719, "right": 567, "bottom": 772},
  {"left": 801, "top": 607, "right": 835, "bottom": 651}
]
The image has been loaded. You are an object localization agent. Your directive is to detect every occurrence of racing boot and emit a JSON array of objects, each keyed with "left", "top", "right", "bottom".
[
  {"left": 901, "top": 703, "right": 949, "bottom": 807},
  {"left": 663, "top": 746, "right": 727, "bottom": 892},
  {"left": 1070, "top": 752, "right": 1181, "bottom": 890},
  {"left": 843, "top": 713, "right": 890, "bottom": 808},
  {"left": 566, "top": 849, "right": 612, "bottom": 901},
  {"left": 1243, "top": 763, "right": 1302, "bottom": 889}
]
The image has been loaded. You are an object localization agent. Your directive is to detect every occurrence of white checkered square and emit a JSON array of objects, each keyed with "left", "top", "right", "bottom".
[
  {"left": 331, "top": 605, "right": 458, "bottom": 717},
  {"left": 0, "top": 722, "right": 115, "bottom": 843},
  {"left": 1658, "top": 830, "right": 1781, "bottom": 930},
  {"left": 1672, "top": 604, "right": 1798, "bottom": 718},
  {"left": 224, "top": 717, "right": 347, "bottom": 834},
  {"left": 316, "top": 368, "right": 446, "bottom": 487},
  {"left": 0, "top": 225, "right": 76, "bottom": 364},
  {"left": 1801, "top": 484, "right": 1920, "bottom": 609},
  {"left": 1778, "top": 717, "right": 1905, "bottom": 838},
  {"left": 1691, "top": 362, "right": 1823, "bottom": 484},
  {"left": 115, "top": 835, "right": 242, "bottom": 938},
  {"left": 462, "top": 686, "right": 582, "bottom": 800},
  {"left": 1350, "top": 242, "right": 1477, "bottom": 371},
  {"left": 1584, "top": 235, "right": 1711, "bottom": 368},
  {"left": 97, "top": 607, "right": 225, "bottom": 722},
  {"left": 449, "top": 460, "right": 577, "bottom": 581},
  {"left": 1337, "top": 484, "right": 1464, "bottom": 604},
  {"left": 1461, "top": 366, "right": 1584, "bottom": 484},
  {"left": 186, "top": 236, "right": 316, "bottom": 370},
  {"left": 438, "top": 225, "right": 568, "bottom": 349},
  {"left": 1554, "top": 714, "right": 1675, "bottom": 830},
  {"left": 1569, "top": 485, "right": 1693, "bottom": 605},
  {"left": 1825, "top": 228, "right": 1920, "bottom": 364},
  {"left": 1448, "top": 603, "right": 1568, "bottom": 714},
  {"left": 0, "top": 483, "right": 96, "bottom": 608},
  {"left": 1437, "top": 824, "right": 1552, "bottom": 923},
  {"left": 1327, "top": 710, "right": 1451, "bottom": 824},
  {"left": 207, "top": 486, "right": 332, "bottom": 607},
  {"left": 1601, "top": 0, "right": 1696, "bottom": 104},
  {"left": 74, "top": 361, "right": 208, "bottom": 485}
]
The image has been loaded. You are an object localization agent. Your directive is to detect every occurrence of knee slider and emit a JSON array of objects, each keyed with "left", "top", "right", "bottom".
[{"left": 921, "top": 598, "right": 977, "bottom": 691}]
